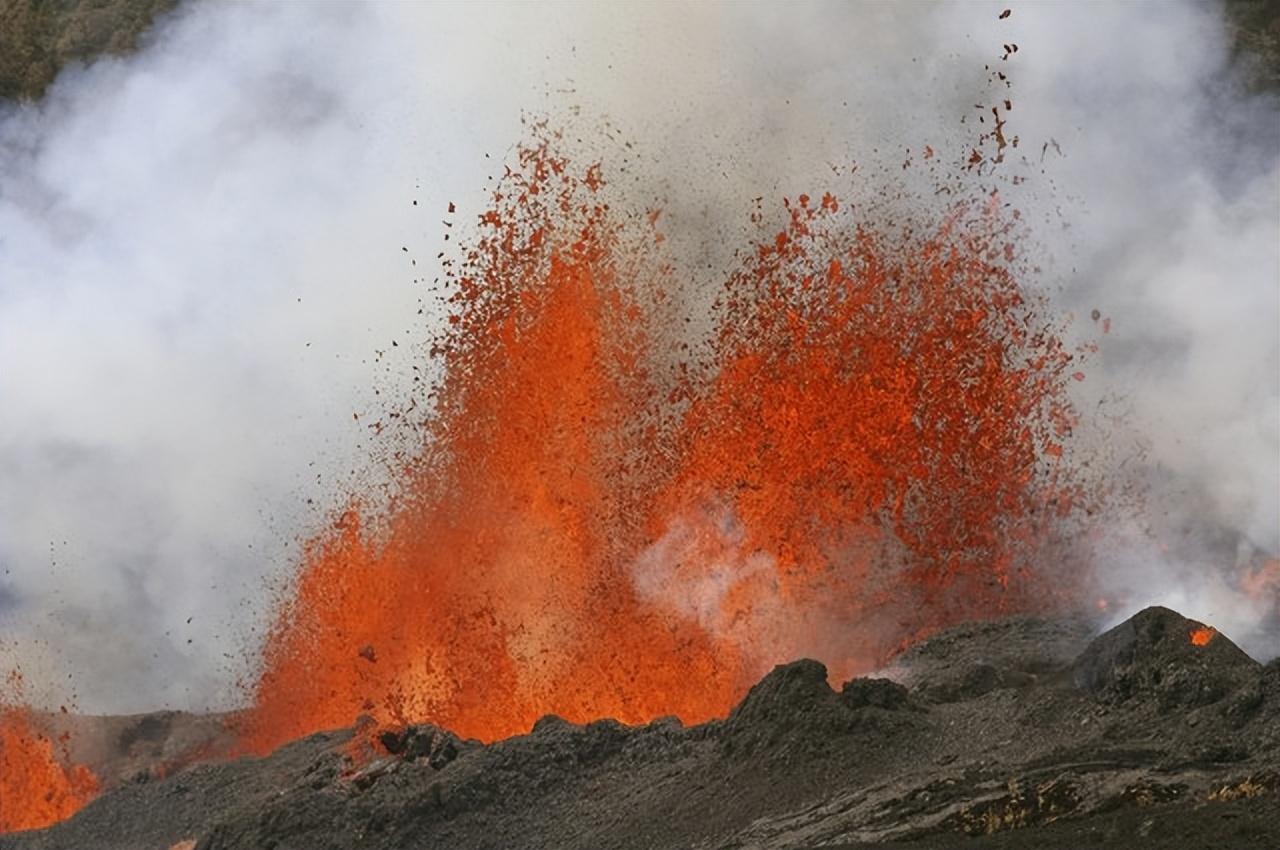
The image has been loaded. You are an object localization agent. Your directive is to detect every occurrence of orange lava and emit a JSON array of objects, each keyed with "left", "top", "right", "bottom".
[
  {"left": 0, "top": 707, "right": 99, "bottom": 833},
  {"left": 649, "top": 193, "right": 1083, "bottom": 677},
  {"left": 239, "top": 137, "right": 1092, "bottom": 755},
  {"left": 1189, "top": 626, "right": 1217, "bottom": 647}
]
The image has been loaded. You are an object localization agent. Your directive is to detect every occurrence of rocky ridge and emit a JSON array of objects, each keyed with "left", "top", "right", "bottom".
[{"left": 3, "top": 606, "right": 1277, "bottom": 850}]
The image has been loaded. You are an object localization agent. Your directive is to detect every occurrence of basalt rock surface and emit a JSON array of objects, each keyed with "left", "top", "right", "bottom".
[{"left": 3, "top": 606, "right": 1277, "bottom": 850}]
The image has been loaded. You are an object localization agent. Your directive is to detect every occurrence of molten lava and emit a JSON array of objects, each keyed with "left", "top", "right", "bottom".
[
  {"left": 238, "top": 138, "right": 1093, "bottom": 755},
  {"left": 1190, "top": 626, "right": 1217, "bottom": 647},
  {"left": 0, "top": 707, "right": 99, "bottom": 833}
]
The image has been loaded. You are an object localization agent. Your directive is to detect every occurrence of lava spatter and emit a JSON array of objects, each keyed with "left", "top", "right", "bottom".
[
  {"left": 240, "top": 142, "right": 746, "bottom": 752},
  {"left": 238, "top": 134, "right": 1095, "bottom": 756},
  {"left": 645, "top": 193, "right": 1088, "bottom": 681},
  {"left": 0, "top": 706, "right": 100, "bottom": 833}
]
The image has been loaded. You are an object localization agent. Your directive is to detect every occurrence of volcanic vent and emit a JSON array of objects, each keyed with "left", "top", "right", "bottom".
[
  {"left": 0, "top": 116, "right": 1112, "bottom": 836},
  {"left": 7, "top": 89, "right": 1277, "bottom": 843},
  {"left": 1, "top": 117, "right": 1276, "bottom": 849},
  {"left": 229, "top": 130, "right": 1099, "bottom": 757},
  {"left": 1, "top": 0, "right": 1278, "bottom": 844}
]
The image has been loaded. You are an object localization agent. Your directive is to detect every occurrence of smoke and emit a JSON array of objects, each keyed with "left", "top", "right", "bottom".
[
  {"left": 0, "top": 2, "right": 439, "bottom": 711},
  {"left": 632, "top": 502, "right": 920, "bottom": 684},
  {"left": 985, "top": 4, "right": 1279, "bottom": 655},
  {"left": 0, "top": 1, "right": 1275, "bottom": 713}
]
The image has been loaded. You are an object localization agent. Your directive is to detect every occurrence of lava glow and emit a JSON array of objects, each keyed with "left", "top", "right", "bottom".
[
  {"left": 1190, "top": 626, "right": 1218, "bottom": 647},
  {"left": 0, "top": 707, "right": 99, "bottom": 833},
  {"left": 236, "top": 138, "right": 1092, "bottom": 755}
]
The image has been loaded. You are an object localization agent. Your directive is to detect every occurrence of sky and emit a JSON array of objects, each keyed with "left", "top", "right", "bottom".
[{"left": 0, "top": 0, "right": 1276, "bottom": 713}]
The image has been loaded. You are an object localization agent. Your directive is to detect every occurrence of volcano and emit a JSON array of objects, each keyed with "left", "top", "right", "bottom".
[
  {"left": 2, "top": 134, "right": 1272, "bottom": 845},
  {"left": 2, "top": 606, "right": 1277, "bottom": 850},
  {"left": 2, "top": 0, "right": 1278, "bottom": 847},
  {"left": 229, "top": 137, "right": 1099, "bottom": 759}
]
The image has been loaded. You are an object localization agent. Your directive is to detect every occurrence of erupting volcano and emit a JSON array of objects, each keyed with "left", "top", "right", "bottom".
[
  {"left": 3, "top": 2, "right": 1278, "bottom": 846},
  {"left": 3, "top": 124, "right": 1277, "bottom": 850},
  {"left": 233, "top": 133, "right": 1094, "bottom": 755}
]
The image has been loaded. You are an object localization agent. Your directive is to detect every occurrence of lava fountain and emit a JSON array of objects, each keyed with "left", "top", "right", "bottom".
[
  {"left": 0, "top": 703, "right": 98, "bottom": 833},
  {"left": 238, "top": 134, "right": 1095, "bottom": 755}
]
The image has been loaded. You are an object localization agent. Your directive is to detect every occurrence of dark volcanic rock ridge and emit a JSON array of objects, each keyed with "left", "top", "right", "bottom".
[{"left": 3, "top": 606, "right": 1278, "bottom": 850}]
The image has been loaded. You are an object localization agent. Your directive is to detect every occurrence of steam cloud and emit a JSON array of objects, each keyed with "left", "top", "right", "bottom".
[{"left": 0, "top": 1, "right": 1275, "bottom": 713}]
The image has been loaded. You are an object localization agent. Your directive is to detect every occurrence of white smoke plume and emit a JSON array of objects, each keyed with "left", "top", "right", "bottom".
[{"left": 0, "top": 0, "right": 1275, "bottom": 714}]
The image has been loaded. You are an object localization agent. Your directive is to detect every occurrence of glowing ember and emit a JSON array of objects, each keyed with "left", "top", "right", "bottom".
[
  {"left": 1189, "top": 626, "right": 1217, "bottom": 647},
  {"left": 0, "top": 707, "right": 99, "bottom": 833},
  {"left": 237, "top": 136, "right": 1093, "bottom": 755}
]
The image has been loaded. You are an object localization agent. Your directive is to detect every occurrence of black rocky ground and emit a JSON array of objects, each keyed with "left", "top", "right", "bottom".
[{"left": 3, "top": 606, "right": 1277, "bottom": 850}]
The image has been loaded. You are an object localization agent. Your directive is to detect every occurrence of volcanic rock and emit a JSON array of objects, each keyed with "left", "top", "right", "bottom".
[
  {"left": 376, "top": 724, "right": 470, "bottom": 769},
  {"left": 890, "top": 614, "right": 1095, "bottom": 702},
  {"left": 28, "top": 709, "right": 234, "bottom": 790},
  {"left": 4, "top": 607, "right": 1278, "bottom": 850},
  {"left": 1072, "top": 606, "right": 1259, "bottom": 708},
  {"left": 724, "top": 658, "right": 842, "bottom": 733},
  {"left": 839, "top": 676, "right": 915, "bottom": 711}
]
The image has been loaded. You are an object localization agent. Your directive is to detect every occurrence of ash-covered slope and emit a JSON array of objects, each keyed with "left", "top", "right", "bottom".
[
  {"left": 4, "top": 607, "right": 1278, "bottom": 850},
  {"left": 32, "top": 710, "right": 234, "bottom": 791}
]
